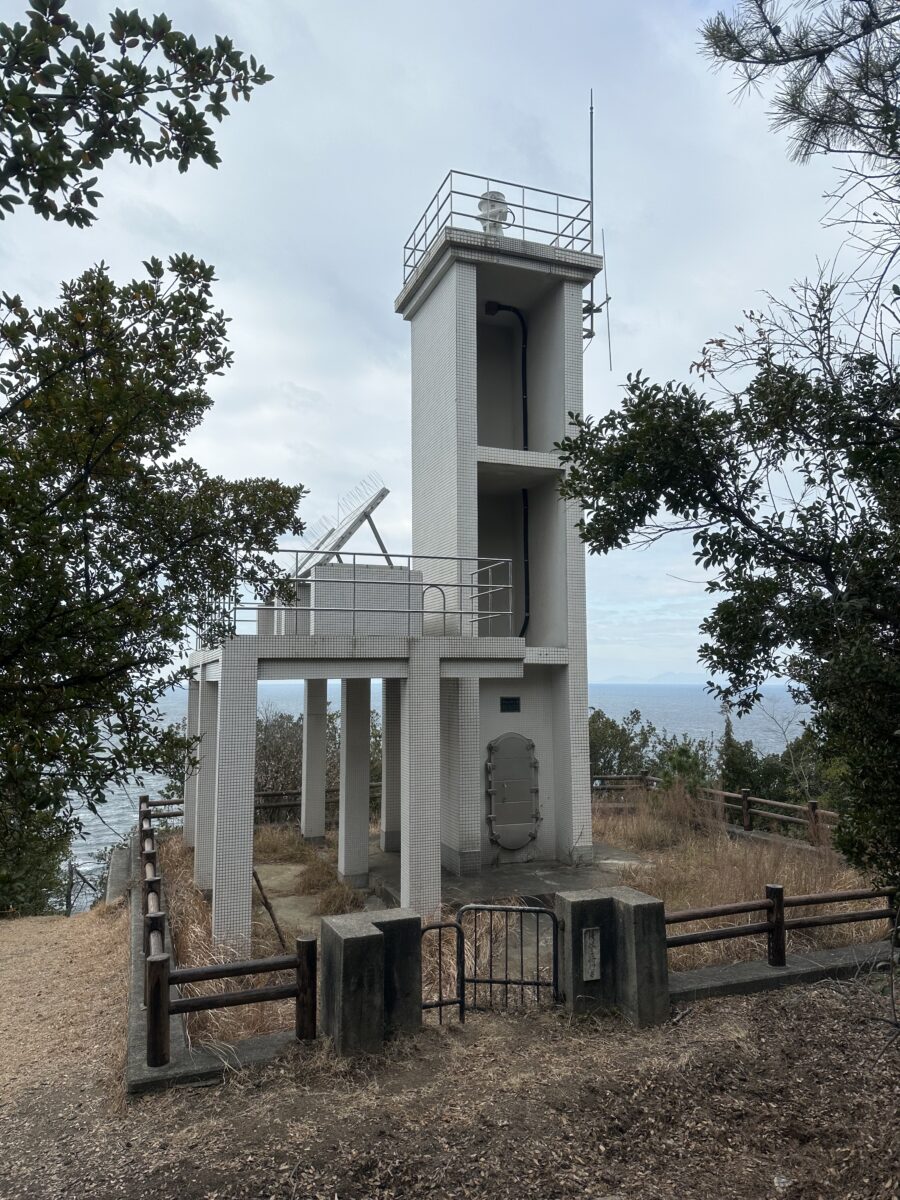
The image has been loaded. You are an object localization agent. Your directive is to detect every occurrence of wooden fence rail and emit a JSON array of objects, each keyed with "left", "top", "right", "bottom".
[
  {"left": 664, "top": 883, "right": 898, "bottom": 967},
  {"left": 591, "top": 771, "right": 839, "bottom": 843},
  {"left": 137, "top": 795, "right": 317, "bottom": 1069}
]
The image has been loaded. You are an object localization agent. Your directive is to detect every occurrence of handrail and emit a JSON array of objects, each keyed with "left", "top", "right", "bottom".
[
  {"left": 664, "top": 881, "right": 898, "bottom": 966},
  {"left": 138, "top": 795, "right": 317, "bottom": 1068}
]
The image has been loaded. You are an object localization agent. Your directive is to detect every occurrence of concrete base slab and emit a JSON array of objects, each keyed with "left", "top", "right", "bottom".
[
  {"left": 368, "top": 837, "right": 641, "bottom": 908},
  {"left": 668, "top": 940, "right": 894, "bottom": 1003}
]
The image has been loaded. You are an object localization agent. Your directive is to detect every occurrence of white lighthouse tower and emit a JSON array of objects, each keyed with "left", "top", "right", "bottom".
[
  {"left": 395, "top": 171, "right": 603, "bottom": 882},
  {"left": 185, "top": 171, "right": 603, "bottom": 951}
]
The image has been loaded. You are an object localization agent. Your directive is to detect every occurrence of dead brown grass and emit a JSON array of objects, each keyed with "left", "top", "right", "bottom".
[
  {"left": 593, "top": 784, "right": 882, "bottom": 970},
  {"left": 252, "top": 821, "right": 318, "bottom": 864},
  {"left": 314, "top": 882, "right": 365, "bottom": 915},
  {"left": 295, "top": 856, "right": 339, "bottom": 895},
  {"left": 158, "top": 833, "right": 293, "bottom": 1044}
]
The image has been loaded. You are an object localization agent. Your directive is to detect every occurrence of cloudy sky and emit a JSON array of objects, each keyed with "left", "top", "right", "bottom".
[{"left": 5, "top": 0, "right": 843, "bottom": 681}]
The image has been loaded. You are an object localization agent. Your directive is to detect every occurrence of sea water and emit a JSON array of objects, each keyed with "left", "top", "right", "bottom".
[{"left": 70, "top": 681, "right": 809, "bottom": 897}]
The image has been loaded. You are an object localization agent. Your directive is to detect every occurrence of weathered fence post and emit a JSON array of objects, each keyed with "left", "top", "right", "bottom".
[
  {"left": 766, "top": 884, "right": 786, "bottom": 967},
  {"left": 295, "top": 935, "right": 317, "bottom": 1040},
  {"left": 741, "top": 788, "right": 752, "bottom": 832},
  {"left": 806, "top": 800, "right": 819, "bottom": 841},
  {"left": 146, "top": 951, "right": 171, "bottom": 1067}
]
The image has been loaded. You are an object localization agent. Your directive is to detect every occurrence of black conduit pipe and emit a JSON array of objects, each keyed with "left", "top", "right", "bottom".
[{"left": 484, "top": 300, "right": 530, "bottom": 637}]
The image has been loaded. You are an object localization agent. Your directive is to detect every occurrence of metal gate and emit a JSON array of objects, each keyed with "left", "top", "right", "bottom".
[{"left": 421, "top": 903, "right": 560, "bottom": 1023}]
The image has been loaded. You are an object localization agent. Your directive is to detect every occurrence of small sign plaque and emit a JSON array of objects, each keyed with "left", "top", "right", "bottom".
[{"left": 582, "top": 926, "right": 602, "bottom": 982}]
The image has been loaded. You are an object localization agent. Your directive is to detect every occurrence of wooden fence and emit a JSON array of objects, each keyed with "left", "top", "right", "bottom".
[
  {"left": 664, "top": 883, "right": 898, "bottom": 967},
  {"left": 591, "top": 772, "right": 839, "bottom": 843},
  {"left": 138, "top": 795, "right": 317, "bottom": 1069},
  {"left": 255, "top": 783, "right": 382, "bottom": 823}
]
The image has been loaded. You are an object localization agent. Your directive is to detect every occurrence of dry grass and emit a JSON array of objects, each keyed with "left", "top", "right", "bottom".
[
  {"left": 593, "top": 783, "right": 884, "bottom": 970},
  {"left": 253, "top": 821, "right": 319, "bottom": 864},
  {"left": 158, "top": 833, "right": 293, "bottom": 1044},
  {"left": 314, "top": 882, "right": 365, "bottom": 916},
  {"left": 295, "top": 856, "right": 339, "bottom": 895}
]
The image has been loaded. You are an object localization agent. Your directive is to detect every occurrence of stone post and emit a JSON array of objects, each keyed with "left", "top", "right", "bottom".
[
  {"left": 320, "top": 908, "right": 422, "bottom": 1055},
  {"left": 338, "top": 677, "right": 371, "bottom": 887},
  {"left": 301, "top": 677, "right": 327, "bottom": 843},
  {"left": 193, "top": 668, "right": 218, "bottom": 892},
  {"left": 182, "top": 675, "right": 200, "bottom": 846},
  {"left": 211, "top": 639, "right": 258, "bottom": 952},
  {"left": 556, "top": 885, "right": 669, "bottom": 1027},
  {"left": 400, "top": 642, "right": 442, "bottom": 917},
  {"left": 380, "top": 678, "right": 401, "bottom": 853}
]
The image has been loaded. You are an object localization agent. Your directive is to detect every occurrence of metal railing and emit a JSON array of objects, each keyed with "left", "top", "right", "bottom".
[
  {"left": 403, "top": 170, "right": 592, "bottom": 281},
  {"left": 197, "top": 551, "right": 514, "bottom": 645}
]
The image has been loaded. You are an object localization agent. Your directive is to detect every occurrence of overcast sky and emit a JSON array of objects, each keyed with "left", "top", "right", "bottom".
[{"left": 4, "top": 0, "right": 843, "bottom": 682}]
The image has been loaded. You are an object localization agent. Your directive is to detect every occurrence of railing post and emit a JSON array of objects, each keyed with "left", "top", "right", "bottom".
[
  {"left": 741, "top": 788, "right": 752, "bottom": 832},
  {"left": 146, "top": 951, "right": 170, "bottom": 1067},
  {"left": 766, "top": 884, "right": 786, "bottom": 967},
  {"left": 806, "top": 800, "right": 819, "bottom": 841},
  {"left": 295, "top": 936, "right": 317, "bottom": 1041}
]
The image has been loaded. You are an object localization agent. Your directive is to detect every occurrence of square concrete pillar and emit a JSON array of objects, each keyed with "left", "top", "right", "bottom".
[
  {"left": 613, "top": 886, "right": 669, "bottom": 1027},
  {"left": 301, "top": 678, "right": 327, "bottom": 843},
  {"left": 182, "top": 675, "right": 200, "bottom": 846},
  {"left": 380, "top": 678, "right": 401, "bottom": 853},
  {"left": 371, "top": 909, "right": 422, "bottom": 1036},
  {"left": 320, "top": 908, "right": 422, "bottom": 1056},
  {"left": 555, "top": 890, "right": 618, "bottom": 1014},
  {"left": 556, "top": 887, "right": 669, "bottom": 1026},
  {"left": 211, "top": 640, "right": 258, "bottom": 952},
  {"left": 400, "top": 642, "right": 441, "bottom": 917},
  {"left": 456, "top": 678, "right": 483, "bottom": 874},
  {"left": 338, "top": 677, "right": 371, "bottom": 888},
  {"left": 320, "top": 913, "right": 384, "bottom": 1056},
  {"left": 193, "top": 669, "right": 218, "bottom": 892}
]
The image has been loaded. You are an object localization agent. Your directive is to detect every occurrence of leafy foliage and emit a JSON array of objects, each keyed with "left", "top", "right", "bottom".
[
  {"left": 560, "top": 287, "right": 900, "bottom": 882},
  {"left": 0, "top": 0, "right": 271, "bottom": 226},
  {"left": 0, "top": 259, "right": 305, "bottom": 904},
  {"left": 703, "top": 1, "right": 900, "bottom": 167}
]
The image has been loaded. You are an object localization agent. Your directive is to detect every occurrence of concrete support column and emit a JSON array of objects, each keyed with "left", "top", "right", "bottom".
[
  {"left": 301, "top": 678, "right": 327, "bottom": 844},
  {"left": 456, "top": 678, "right": 483, "bottom": 874},
  {"left": 400, "top": 643, "right": 441, "bottom": 917},
  {"left": 380, "top": 678, "right": 401, "bottom": 853},
  {"left": 211, "top": 640, "right": 258, "bottom": 952},
  {"left": 338, "top": 677, "right": 371, "bottom": 888},
  {"left": 193, "top": 668, "right": 218, "bottom": 892},
  {"left": 182, "top": 675, "right": 200, "bottom": 846},
  {"left": 555, "top": 886, "right": 669, "bottom": 1027}
]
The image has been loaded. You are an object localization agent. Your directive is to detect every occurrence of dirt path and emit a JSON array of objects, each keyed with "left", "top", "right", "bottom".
[{"left": 1, "top": 906, "right": 898, "bottom": 1200}]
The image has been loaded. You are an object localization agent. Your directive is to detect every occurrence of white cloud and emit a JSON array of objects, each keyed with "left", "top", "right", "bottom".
[{"left": 9, "top": 0, "right": 847, "bottom": 681}]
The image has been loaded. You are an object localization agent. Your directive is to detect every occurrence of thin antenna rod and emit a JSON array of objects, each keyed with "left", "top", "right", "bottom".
[
  {"left": 601, "top": 226, "right": 612, "bottom": 372},
  {"left": 589, "top": 88, "right": 595, "bottom": 342}
]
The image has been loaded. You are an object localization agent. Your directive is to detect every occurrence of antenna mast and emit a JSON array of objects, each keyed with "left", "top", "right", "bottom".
[{"left": 589, "top": 89, "right": 595, "bottom": 345}]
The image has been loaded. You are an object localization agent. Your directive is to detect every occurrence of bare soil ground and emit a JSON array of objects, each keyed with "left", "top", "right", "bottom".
[{"left": 2, "top": 906, "right": 899, "bottom": 1200}]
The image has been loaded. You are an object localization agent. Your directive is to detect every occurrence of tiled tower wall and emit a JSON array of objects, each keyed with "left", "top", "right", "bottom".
[
  {"left": 554, "top": 279, "right": 592, "bottom": 862},
  {"left": 410, "top": 262, "right": 478, "bottom": 633}
]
